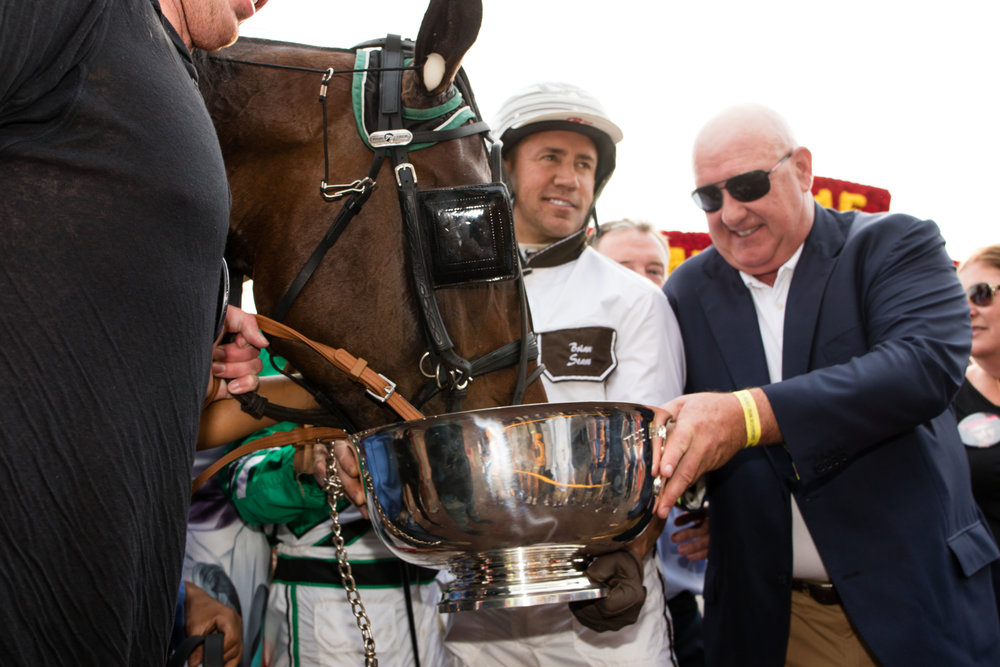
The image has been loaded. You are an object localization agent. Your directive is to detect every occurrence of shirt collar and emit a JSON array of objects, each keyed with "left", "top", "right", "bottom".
[
  {"left": 522, "top": 228, "right": 589, "bottom": 268},
  {"left": 740, "top": 244, "right": 804, "bottom": 290}
]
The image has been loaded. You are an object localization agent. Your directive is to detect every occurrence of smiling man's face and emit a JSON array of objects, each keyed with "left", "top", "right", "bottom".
[
  {"left": 505, "top": 130, "right": 597, "bottom": 245},
  {"left": 691, "top": 106, "right": 814, "bottom": 285}
]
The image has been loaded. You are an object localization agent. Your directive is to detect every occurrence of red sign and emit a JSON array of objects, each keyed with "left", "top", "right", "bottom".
[{"left": 811, "top": 176, "right": 891, "bottom": 213}]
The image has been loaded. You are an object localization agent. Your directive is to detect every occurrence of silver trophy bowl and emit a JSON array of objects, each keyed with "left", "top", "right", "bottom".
[{"left": 353, "top": 401, "right": 660, "bottom": 612}]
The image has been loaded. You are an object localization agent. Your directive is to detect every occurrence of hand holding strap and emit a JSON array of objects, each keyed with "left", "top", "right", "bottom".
[
  {"left": 254, "top": 314, "right": 424, "bottom": 423},
  {"left": 191, "top": 426, "right": 346, "bottom": 495}
]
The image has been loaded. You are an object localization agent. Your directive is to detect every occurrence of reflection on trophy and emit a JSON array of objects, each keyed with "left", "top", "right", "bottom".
[{"left": 353, "top": 402, "right": 659, "bottom": 611}]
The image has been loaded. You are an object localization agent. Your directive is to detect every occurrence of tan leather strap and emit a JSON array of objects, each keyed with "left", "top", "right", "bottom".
[
  {"left": 203, "top": 375, "right": 223, "bottom": 411},
  {"left": 254, "top": 314, "right": 425, "bottom": 423},
  {"left": 191, "top": 426, "right": 347, "bottom": 495}
]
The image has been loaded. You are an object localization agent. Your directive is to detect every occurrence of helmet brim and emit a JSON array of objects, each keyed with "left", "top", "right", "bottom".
[{"left": 500, "top": 120, "right": 617, "bottom": 198}]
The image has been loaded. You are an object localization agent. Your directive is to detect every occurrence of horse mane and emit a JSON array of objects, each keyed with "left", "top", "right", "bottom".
[{"left": 192, "top": 49, "right": 232, "bottom": 100}]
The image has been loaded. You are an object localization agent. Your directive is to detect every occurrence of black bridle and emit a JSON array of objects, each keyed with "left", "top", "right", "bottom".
[{"left": 215, "top": 35, "right": 540, "bottom": 423}]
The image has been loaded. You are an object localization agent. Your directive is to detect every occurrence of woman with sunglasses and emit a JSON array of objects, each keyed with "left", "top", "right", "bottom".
[{"left": 955, "top": 245, "right": 1000, "bottom": 543}]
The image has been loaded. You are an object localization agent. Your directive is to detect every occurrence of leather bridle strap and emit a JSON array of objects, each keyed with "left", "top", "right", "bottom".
[
  {"left": 254, "top": 314, "right": 425, "bottom": 423},
  {"left": 380, "top": 34, "right": 472, "bottom": 384},
  {"left": 510, "top": 274, "right": 544, "bottom": 404},
  {"left": 271, "top": 154, "right": 381, "bottom": 322},
  {"left": 408, "top": 121, "right": 489, "bottom": 145},
  {"left": 191, "top": 425, "right": 347, "bottom": 495}
]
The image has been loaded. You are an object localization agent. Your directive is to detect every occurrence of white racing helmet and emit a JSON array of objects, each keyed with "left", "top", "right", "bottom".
[{"left": 493, "top": 82, "right": 623, "bottom": 199}]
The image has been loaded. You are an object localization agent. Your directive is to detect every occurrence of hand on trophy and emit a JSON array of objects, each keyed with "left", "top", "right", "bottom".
[
  {"left": 300, "top": 439, "right": 368, "bottom": 518},
  {"left": 327, "top": 438, "right": 368, "bottom": 519},
  {"left": 651, "top": 390, "right": 774, "bottom": 518},
  {"left": 568, "top": 549, "right": 647, "bottom": 632}
]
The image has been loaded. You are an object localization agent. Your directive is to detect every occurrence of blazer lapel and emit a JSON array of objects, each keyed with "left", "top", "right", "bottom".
[
  {"left": 782, "top": 205, "right": 848, "bottom": 379},
  {"left": 699, "top": 253, "right": 799, "bottom": 484},
  {"left": 700, "top": 254, "right": 771, "bottom": 389}
]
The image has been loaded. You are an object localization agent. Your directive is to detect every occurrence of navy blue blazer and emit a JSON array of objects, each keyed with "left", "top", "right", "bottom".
[{"left": 665, "top": 204, "right": 1000, "bottom": 666}]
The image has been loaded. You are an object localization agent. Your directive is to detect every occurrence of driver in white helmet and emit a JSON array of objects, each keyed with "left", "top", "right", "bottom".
[{"left": 442, "top": 82, "right": 686, "bottom": 666}]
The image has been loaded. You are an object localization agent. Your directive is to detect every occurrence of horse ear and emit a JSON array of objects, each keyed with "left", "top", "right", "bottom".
[{"left": 414, "top": 0, "right": 483, "bottom": 95}]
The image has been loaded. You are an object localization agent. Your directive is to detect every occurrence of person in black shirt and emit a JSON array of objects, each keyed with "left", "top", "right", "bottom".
[
  {"left": 0, "top": 1, "right": 268, "bottom": 663},
  {"left": 955, "top": 245, "right": 1000, "bottom": 542}
]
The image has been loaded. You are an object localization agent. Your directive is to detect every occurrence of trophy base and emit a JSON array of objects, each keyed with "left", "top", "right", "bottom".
[{"left": 438, "top": 545, "right": 607, "bottom": 612}]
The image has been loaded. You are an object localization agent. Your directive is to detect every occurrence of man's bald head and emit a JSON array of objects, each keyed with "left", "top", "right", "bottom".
[
  {"left": 693, "top": 104, "right": 798, "bottom": 175},
  {"left": 690, "top": 105, "right": 815, "bottom": 285}
]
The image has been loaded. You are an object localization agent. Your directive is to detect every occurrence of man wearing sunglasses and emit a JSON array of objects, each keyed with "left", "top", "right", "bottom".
[{"left": 644, "top": 104, "right": 1000, "bottom": 665}]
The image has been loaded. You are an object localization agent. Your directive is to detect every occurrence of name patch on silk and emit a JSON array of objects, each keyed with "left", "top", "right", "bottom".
[{"left": 539, "top": 327, "right": 617, "bottom": 382}]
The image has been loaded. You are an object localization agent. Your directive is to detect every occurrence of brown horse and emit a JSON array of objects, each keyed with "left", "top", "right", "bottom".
[{"left": 198, "top": 1, "right": 545, "bottom": 431}]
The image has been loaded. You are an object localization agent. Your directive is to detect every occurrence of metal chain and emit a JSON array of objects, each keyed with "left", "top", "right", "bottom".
[{"left": 323, "top": 440, "right": 378, "bottom": 666}]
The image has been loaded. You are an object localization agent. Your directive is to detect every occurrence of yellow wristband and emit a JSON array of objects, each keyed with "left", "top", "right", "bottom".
[{"left": 733, "top": 389, "right": 761, "bottom": 448}]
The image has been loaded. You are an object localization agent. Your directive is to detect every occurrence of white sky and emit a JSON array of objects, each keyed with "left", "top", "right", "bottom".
[{"left": 241, "top": 0, "right": 999, "bottom": 262}]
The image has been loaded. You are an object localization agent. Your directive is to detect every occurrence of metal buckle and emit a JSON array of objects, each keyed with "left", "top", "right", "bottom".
[
  {"left": 418, "top": 352, "right": 470, "bottom": 391},
  {"left": 369, "top": 129, "right": 413, "bottom": 148},
  {"left": 442, "top": 368, "right": 470, "bottom": 391},
  {"left": 321, "top": 177, "right": 375, "bottom": 201},
  {"left": 419, "top": 352, "right": 436, "bottom": 379},
  {"left": 394, "top": 163, "right": 417, "bottom": 187},
  {"left": 318, "top": 67, "right": 335, "bottom": 100},
  {"left": 365, "top": 373, "right": 397, "bottom": 403}
]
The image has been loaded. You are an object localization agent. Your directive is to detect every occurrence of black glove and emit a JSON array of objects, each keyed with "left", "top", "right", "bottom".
[{"left": 568, "top": 549, "right": 647, "bottom": 632}]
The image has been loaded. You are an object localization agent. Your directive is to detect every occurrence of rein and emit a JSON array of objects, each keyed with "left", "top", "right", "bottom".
[
  {"left": 194, "top": 312, "right": 428, "bottom": 495},
  {"left": 252, "top": 315, "right": 424, "bottom": 422},
  {"left": 191, "top": 425, "right": 346, "bottom": 495},
  {"left": 207, "top": 57, "right": 415, "bottom": 76}
]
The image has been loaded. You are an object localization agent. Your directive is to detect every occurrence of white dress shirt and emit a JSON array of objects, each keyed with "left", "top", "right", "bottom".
[{"left": 740, "top": 245, "right": 830, "bottom": 581}]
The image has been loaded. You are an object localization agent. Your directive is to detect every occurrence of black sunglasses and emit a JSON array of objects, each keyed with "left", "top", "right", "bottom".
[
  {"left": 966, "top": 282, "right": 1000, "bottom": 307},
  {"left": 691, "top": 151, "right": 794, "bottom": 213}
]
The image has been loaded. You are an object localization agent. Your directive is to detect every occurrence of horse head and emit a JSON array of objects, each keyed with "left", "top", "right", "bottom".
[{"left": 199, "top": 0, "right": 546, "bottom": 431}]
